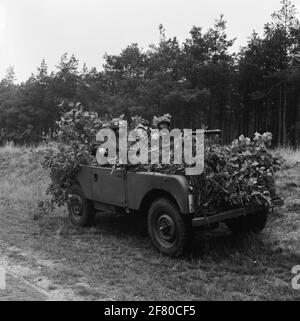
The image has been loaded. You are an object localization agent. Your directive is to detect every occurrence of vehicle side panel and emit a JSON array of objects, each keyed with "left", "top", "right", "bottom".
[
  {"left": 126, "top": 172, "right": 191, "bottom": 214},
  {"left": 76, "top": 166, "right": 93, "bottom": 199},
  {"left": 77, "top": 166, "right": 191, "bottom": 213},
  {"left": 91, "top": 167, "right": 126, "bottom": 207},
  {"left": 77, "top": 166, "right": 126, "bottom": 207}
]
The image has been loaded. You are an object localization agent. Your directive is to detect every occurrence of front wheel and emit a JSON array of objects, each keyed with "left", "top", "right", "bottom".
[
  {"left": 68, "top": 184, "right": 95, "bottom": 227},
  {"left": 147, "top": 198, "right": 192, "bottom": 257},
  {"left": 226, "top": 209, "right": 268, "bottom": 235}
]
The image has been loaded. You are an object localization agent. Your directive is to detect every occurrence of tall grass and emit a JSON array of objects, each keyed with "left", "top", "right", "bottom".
[
  {"left": 274, "top": 147, "right": 300, "bottom": 167},
  {"left": 0, "top": 141, "right": 22, "bottom": 154},
  {"left": 0, "top": 141, "right": 57, "bottom": 155}
]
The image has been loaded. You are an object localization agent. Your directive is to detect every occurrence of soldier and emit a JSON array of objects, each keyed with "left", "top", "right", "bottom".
[
  {"left": 152, "top": 114, "right": 172, "bottom": 131},
  {"left": 150, "top": 114, "right": 175, "bottom": 166}
]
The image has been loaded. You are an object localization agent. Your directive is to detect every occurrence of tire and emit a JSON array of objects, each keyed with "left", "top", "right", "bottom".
[
  {"left": 147, "top": 198, "right": 192, "bottom": 257},
  {"left": 68, "top": 184, "right": 95, "bottom": 227},
  {"left": 226, "top": 209, "right": 268, "bottom": 235}
]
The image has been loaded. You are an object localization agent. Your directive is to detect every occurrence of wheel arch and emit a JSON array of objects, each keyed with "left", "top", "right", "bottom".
[{"left": 139, "top": 189, "right": 182, "bottom": 215}]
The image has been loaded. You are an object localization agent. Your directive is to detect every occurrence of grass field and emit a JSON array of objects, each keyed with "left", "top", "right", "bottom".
[{"left": 0, "top": 144, "right": 299, "bottom": 300}]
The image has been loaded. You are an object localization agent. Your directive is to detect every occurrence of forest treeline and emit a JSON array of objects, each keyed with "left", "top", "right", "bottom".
[{"left": 1, "top": 0, "right": 300, "bottom": 146}]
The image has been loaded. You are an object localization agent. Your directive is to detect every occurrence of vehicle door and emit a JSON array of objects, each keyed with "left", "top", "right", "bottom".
[{"left": 91, "top": 167, "right": 126, "bottom": 207}]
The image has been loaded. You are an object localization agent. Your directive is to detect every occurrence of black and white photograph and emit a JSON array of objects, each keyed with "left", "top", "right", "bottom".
[{"left": 0, "top": 0, "right": 299, "bottom": 305}]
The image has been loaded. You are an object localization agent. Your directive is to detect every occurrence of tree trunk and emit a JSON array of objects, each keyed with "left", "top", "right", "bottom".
[
  {"left": 296, "top": 98, "right": 300, "bottom": 147},
  {"left": 282, "top": 81, "right": 287, "bottom": 146},
  {"left": 278, "top": 86, "right": 282, "bottom": 146}
]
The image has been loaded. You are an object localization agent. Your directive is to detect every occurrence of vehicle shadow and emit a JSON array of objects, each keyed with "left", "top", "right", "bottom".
[
  {"left": 188, "top": 228, "right": 262, "bottom": 259},
  {"left": 94, "top": 212, "right": 148, "bottom": 237},
  {"left": 93, "top": 212, "right": 266, "bottom": 260}
]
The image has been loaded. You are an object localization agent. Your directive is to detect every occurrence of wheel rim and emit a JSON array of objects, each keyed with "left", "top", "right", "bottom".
[
  {"left": 70, "top": 194, "right": 83, "bottom": 218},
  {"left": 154, "top": 213, "right": 177, "bottom": 248}
]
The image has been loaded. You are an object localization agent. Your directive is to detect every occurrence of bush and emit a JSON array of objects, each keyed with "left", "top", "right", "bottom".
[{"left": 193, "top": 133, "right": 281, "bottom": 212}]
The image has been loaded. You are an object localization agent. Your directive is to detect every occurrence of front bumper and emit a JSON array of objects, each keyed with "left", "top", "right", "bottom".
[{"left": 192, "top": 197, "right": 284, "bottom": 228}]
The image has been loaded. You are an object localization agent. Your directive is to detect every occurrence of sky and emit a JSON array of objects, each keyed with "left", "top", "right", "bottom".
[{"left": 0, "top": 0, "right": 300, "bottom": 82}]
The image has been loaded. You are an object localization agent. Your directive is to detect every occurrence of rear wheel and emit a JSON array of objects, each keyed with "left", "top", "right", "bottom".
[
  {"left": 226, "top": 209, "right": 268, "bottom": 235},
  {"left": 68, "top": 184, "right": 95, "bottom": 227},
  {"left": 147, "top": 198, "right": 192, "bottom": 257}
]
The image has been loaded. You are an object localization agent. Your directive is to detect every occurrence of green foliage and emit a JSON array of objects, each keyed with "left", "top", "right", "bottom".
[
  {"left": 195, "top": 133, "right": 282, "bottom": 211},
  {"left": 42, "top": 106, "right": 138, "bottom": 208},
  {"left": 42, "top": 105, "right": 103, "bottom": 207}
]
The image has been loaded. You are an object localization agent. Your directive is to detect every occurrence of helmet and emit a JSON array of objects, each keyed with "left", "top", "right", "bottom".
[
  {"left": 102, "top": 117, "right": 125, "bottom": 131},
  {"left": 136, "top": 123, "right": 148, "bottom": 131},
  {"left": 153, "top": 114, "right": 172, "bottom": 129}
]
